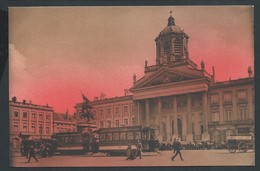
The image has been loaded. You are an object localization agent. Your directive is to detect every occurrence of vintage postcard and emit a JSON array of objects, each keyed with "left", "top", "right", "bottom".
[{"left": 9, "top": 6, "right": 254, "bottom": 167}]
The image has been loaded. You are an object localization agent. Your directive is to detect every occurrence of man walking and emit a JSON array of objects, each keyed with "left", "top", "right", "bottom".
[
  {"left": 136, "top": 140, "right": 143, "bottom": 159},
  {"left": 27, "top": 145, "right": 38, "bottom": 163},
  {"left": 171, "top": 138, "right": 184, "bottom": 161}
]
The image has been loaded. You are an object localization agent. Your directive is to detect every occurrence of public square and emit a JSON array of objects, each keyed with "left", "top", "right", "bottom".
[{"left": 11, "top": 150, "right": 255, "bottom": 167}]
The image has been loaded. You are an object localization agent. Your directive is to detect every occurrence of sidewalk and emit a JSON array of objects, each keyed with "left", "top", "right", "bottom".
[{"left": 83, "top": 151, "right": 161, "bottom": 157}]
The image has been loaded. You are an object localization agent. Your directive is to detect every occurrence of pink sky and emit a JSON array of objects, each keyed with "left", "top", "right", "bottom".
[{"left": 9, "top": 6, "right": 254, "bottom": 114}]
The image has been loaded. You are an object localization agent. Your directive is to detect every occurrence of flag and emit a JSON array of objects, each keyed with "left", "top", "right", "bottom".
[{"left": 81, "top": 92, "right": 90, "bottom": 102}]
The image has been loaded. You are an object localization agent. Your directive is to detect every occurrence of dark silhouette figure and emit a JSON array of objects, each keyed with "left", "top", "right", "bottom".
[
  {"left": 136, "top": 140, "right": 143, "bottom": 159},
  {"left": 27, "top": 145, "right": 38, "bottom": 163},
  {"left": 126, "top": 144, "right": 135, "bottom": 160},
  {"left": 171, "top": 138, "right": 184, "bottom": 161}
]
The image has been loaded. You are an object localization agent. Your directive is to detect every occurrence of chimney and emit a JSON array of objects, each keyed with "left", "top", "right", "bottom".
[
  {"left": 23, "top": 100, "right": 26, "bottom": 104},
  {"left": 12, "top": 96, "right": 17, "bottom": 102}
]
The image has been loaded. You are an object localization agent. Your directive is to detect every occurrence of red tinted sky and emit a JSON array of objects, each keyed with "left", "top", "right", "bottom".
[{"left": 9, "top": 6, "right": 254, "bottom": 114}]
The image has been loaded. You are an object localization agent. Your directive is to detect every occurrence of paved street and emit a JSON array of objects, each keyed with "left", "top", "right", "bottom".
[{"left": 11, "top": 150, "right": 255, "bottom": 167}]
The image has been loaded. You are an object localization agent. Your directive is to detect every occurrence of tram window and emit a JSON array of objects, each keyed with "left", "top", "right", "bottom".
[
  {"left": 127, "top": 132, "right": 134, "bottom": 140},
  {"left": 113, "top": 132, "right": 120, "bottom": 141},
  {"left": 106, "top": 133, "right": 112, "bottom": 141},
  {"left": 135, "top": 131, "right": 141, "bottom": 140},
  {"left": 120, "top": 132, "right": 127, "bottom": 140},
  {"left": 100, "top": 133, "right": 106, "bottom": 142}
]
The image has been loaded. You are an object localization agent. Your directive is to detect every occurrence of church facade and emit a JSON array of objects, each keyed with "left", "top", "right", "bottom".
[{"left": 75, "top": 14, "right": 254, "bottom": 144}]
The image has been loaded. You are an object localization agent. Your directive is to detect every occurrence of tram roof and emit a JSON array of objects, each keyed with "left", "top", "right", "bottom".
[{"left": 94, "top": 125, "right": 154, "bottom": 133}]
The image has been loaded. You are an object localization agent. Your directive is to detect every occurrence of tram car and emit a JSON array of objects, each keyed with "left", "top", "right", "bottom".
[
  {"left": 94, "top": 126, "right": 159, "bottom": 156},
  {"left": 51, "top": 126, "right": 159, "bottom": 156},
  {"left": 51, "top": 132, "right": 93, "bottom": 154}
]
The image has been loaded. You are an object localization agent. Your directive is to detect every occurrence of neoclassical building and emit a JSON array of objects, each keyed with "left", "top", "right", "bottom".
[
  {"left": 75, "top": 14, "right": 254, "bottom": 144},
  {"left": 9, "top": 96, "right": 54, "bottom": 151}
]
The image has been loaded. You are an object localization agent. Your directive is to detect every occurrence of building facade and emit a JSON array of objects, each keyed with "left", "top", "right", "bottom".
[
  {"left": 75, "top": 14, "right": 254, "bottom": 144},
  {"left": 53, "top": 112, "right": 76, "bottom": 133},
  {"left": 75, "top": 96, "right": 134, "bottom": 131},
  {"left": 9, "top": 96, "right": 54, "bottom": 149}
]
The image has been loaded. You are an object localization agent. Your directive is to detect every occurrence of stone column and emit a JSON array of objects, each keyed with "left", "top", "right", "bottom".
[
  {"left": 134, "top": 101, "right": 139, "bottom": 125},
  {"left": 166, "top": 113, "right": 171, "bottom": 142},
  {"left": 138, "top": 101, "right": 141, "bottom": 125},
  {"left": 173, "top": 96, "right": 178, "bottom": 140},
  {"left": 202, "top": 92, "right": 210, "bottom": 141},
  {"left": 145, "top": 99, "right": 150, "bottom": 127},
  {"left": 186, "top": 93, "right": 193, "bottom": 142},
  {"left": 182, "top": 112, "right": 187, "bottom": 141},
  {"left": 158, "top": 97, "right": 162, "bottom": 142}
]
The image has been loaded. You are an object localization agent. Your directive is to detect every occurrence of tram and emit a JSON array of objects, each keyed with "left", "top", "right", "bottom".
[
  {"left": 51, "top": 132, "right": 93, "bottom": 154},
  {"left": 51, "top": 126, "right": 158, "bottom": 156},
  {"left": 94, "top": 125, "right": 159, "bottom": 156}
]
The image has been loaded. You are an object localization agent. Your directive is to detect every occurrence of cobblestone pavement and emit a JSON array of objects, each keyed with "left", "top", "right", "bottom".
[{"left": 10, "top": 150, "right": 255, "bottom": 167}]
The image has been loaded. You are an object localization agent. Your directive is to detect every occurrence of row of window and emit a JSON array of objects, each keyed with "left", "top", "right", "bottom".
[
  {"left": 210, "top": 89, "right": 254, "bottom": 104},
  {"left": 96, "top": 104, "right": 134, "bottom": 119},
  {"left": 55, "top": 123, "right": 75, "bottom": 127},
  {"left": 99, "top": 118, "right": 136, "bottom": 128},
  {"left": 211, "top": 105, "right": 249, "bottom": 122},
  {"left": 100, "top": 131, "right": 143, "bottom": 142},
  {"left": 13, "top": 122, "right": 51, "bottom": 134},
  {"left": 13, "top": 111, "right": 51, "bottom": 121}
]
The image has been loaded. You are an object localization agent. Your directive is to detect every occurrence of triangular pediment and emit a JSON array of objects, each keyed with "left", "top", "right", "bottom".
[
  {"left": 145, "top": 72, "right": 193, "bottom": 87},
  {"left": 132, "top": 68, "right": 202, "bottom": 90}
]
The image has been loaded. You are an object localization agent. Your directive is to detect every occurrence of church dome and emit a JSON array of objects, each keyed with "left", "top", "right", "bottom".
[
  {"left": 160, "top": 14, "right": 182, "bottom": 35},
  {"left": 161, "top": 25, "right": 182, "bottom": 34}
]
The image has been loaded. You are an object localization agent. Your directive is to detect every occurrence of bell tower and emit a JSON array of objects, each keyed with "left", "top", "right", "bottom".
[{"left": 155, "top": 12, "right": 189, "bottom": 66}]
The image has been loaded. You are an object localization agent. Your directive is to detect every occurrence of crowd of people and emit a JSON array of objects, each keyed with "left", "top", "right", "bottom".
[
  {"left": 19, "top": 139, "right": 57, "bottom": 163},
  {"left": 158, "top": 140, "right": 227, "bottom": 151}
]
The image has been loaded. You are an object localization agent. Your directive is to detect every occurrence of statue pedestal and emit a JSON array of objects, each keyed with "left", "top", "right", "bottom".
[{"left": 202, "top": 133, "right": 210, "bottom": 141}]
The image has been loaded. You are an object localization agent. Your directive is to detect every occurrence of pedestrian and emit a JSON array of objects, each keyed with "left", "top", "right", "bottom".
[
  {"left": 40, "top": 143, "right": 47, "bottom": 157},
  {"left": 27, "top": 145, "right": 38, "bottom": 163},
  {"left": 126, "top": 144, "right": 135, "bottom": 160},
  {"left": 171, "top": 138, "right": 184, "bottom": 161},
  {"left": 136, "top": 140, "right": 142, "bottom": 159}
]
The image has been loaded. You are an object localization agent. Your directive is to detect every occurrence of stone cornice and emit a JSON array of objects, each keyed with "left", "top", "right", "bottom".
[
  {"left": 209, "top": 77, "right": 254, "bottom": 89},
  {"left": 75, "top": 95, "right": 133, "bottom": 107},
  {"left": 132, "top": 67, "right": 203, "bottom": 90},
  {"left": 132, "top": 77, "right": 210, "bottom": 93},
  {"left": 9, "top": 102, "right": 54, "bottom": 112}
]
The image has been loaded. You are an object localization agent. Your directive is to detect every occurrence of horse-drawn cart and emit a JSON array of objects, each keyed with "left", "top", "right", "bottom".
[{"left": 226, "top": 134, "right": 254, "bottom": 153}]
